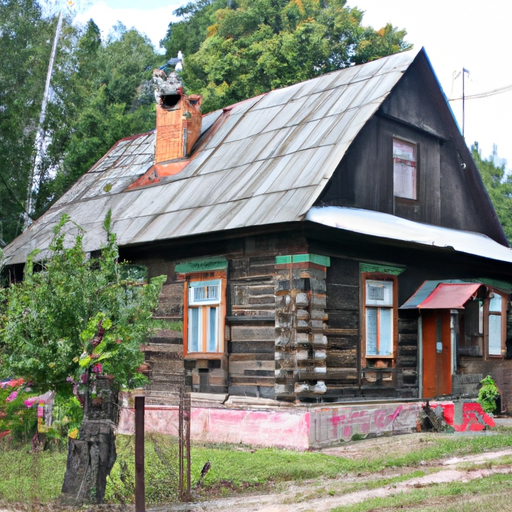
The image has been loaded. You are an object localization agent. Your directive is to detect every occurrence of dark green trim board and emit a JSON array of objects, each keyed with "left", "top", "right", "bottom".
[
  {"left": 175, "top": 257, "right": 228, "bottom": 273},
  {"left": 276, "top": 254, "right": 331, "bottom": 266},
  {"left": 478, "top": 278, "right": 512, "bottom": 294},
  {"left": 360, "top": 263, "right": 405, "bottom": 275}
]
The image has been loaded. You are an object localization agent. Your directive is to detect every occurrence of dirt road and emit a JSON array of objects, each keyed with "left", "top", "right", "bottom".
[{"left": 153, "top": 434, "right": 512, "bottom": 512}]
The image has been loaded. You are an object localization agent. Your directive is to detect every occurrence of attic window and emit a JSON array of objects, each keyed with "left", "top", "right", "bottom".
[
  {"left": 393, "top": 138, "right": 417, "bottom": 200},
  {"left": 162, "top": 95, "right": 181, "bottom": 109}
]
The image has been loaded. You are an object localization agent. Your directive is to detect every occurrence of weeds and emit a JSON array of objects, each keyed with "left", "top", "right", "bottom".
[{"left": 0, "top": 430, "right": 512, "bottom": 507}]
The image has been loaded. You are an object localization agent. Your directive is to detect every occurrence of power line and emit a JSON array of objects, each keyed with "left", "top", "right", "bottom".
[{"left": 449, "top": 83, "right": 512, "bottom": 102}]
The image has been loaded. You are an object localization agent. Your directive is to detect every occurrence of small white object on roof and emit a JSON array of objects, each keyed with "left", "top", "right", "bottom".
[{"left": 306, "top": 206, "right": 512, "bottom": 264}]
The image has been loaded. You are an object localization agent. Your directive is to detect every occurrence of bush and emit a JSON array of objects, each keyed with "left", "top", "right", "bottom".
[
  {"left": 478, "top": 375, "right": 500, "bottom": 414},
  {"left": 0, "top": 382, "right": 38, "bottom": 444}
]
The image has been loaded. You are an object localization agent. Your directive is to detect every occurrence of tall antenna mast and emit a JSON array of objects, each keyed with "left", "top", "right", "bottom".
[
  {"left": 23, "top": 9, "right": 64, "bottom": 229},
  {"left": 462, "top": 67, "right": 470, "bottom": 139}
]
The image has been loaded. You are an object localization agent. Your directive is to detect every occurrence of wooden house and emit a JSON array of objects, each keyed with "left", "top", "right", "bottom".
[{"left": 4, "top": 48, "right": 512, "bottom": 445}]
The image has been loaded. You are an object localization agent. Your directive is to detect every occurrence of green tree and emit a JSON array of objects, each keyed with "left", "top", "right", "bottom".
[
  {"left": 472, "top": 143, "right": 512, "bottom": 244},
  {"left": 0, "top": 2, "right": 161, "bottom": 245},
  {"left": 0, "top": 212, "right": 165, "bottom": 504},
  {"left": 0, "top": 212, "right": 165, "bottom": 396},
  {"left": 162, "top": 0, "right": 411, "bottom": 112},
  {"left": 0, "top": 0, "right": 68, "bottom": 243}
]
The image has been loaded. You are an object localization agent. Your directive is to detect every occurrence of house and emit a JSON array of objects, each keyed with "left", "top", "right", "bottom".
[{"left": 4, "top": 48, "right": 512, "bottom": 447}]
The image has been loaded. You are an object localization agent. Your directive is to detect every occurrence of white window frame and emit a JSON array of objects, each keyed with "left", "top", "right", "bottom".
[
  {"left": 393, "top": 138, "right": 417, "bottom": 200},
  {"left": 364, "top": 279, "right": 395, "bottom": 358},
  {"left": 186, "top": 279, "right": 224, "bottom": 355},
  {"left": 488, "top": 292, "right": 504, "bottom": 357}
]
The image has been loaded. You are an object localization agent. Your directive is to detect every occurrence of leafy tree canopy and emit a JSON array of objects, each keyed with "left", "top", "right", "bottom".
[
  {"left": 161, "top": 0, "right": 412, "bottom": 112},
  {"left": 473, "top": 143, "right": 512, "bottom": 244},
  {"left": 0, "top": 0, "right": 64, "bottom": 244},
  {"left": 0, "top": 213, "right": 165, "bottom": 396},
  {"left": 0, "top": 2, "right": 160, "bottom": 245}
]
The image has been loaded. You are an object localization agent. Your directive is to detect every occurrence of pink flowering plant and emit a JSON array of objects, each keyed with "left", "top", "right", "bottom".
[{"left": 0, "top": 382, "right": 38, "bottom": 443}]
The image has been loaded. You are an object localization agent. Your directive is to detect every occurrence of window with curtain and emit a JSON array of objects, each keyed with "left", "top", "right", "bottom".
[
  {"left": 186, "top": 279, "right": 223, "bottom": 354},
  {"left": 365, "top": 279, "right": 395, "bottom": 357}
]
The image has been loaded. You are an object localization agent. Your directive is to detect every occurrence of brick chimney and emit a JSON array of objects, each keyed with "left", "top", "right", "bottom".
[{"left": 153, "top": 69, "right": 202, "bottom": 163}]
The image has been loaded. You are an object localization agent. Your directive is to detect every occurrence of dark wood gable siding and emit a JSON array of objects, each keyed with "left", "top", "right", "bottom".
[
  {"left": 316, "top": 57, "right": 506, "bottom": 245},
  {"left": 317, "top": 114, "right": 442, "bottom": 226}
]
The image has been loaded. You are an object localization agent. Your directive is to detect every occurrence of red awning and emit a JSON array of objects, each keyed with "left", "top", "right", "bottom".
[{"left": 418, "top": 283, "right": 482, "bottom": 309}]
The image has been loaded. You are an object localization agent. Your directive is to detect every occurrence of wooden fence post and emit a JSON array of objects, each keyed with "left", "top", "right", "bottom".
[{"left": 135, "top": 396, "right": 145, "bottom": 512}]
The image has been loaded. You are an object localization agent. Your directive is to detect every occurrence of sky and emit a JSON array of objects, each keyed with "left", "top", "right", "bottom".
[{"left": 74, "top": 0, "right": 512, "bottom": 169}]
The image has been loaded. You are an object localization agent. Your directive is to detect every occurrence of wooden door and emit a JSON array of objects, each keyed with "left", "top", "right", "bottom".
[{"left": 422, "top": 310, "right": 452, "bottom": 398}]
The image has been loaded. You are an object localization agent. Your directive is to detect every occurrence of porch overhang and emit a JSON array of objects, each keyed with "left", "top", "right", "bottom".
[
  {"left": 305, "top": 207, "right": 512, "bottom": 263},
  {"left": 401, "top": 281, "right": 482, "bottom": 309}
]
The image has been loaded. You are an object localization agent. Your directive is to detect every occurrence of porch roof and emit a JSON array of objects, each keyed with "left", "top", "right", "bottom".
[{"left": 406, "top": 282, "right": 482, "bottom": 310}]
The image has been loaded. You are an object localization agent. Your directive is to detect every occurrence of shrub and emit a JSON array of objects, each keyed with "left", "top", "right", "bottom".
[{"left": 478, "top": 375, "right": 500, "bottom": 414}]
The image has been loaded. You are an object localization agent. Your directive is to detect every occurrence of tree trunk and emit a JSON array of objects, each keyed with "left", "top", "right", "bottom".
[{"left": 60, "top": 376, "right": 118, "bottom": 505}]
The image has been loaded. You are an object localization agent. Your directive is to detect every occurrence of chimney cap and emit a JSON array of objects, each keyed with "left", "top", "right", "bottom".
[{"left": 153, "top": 69, "right": 183, "bottom": 105}]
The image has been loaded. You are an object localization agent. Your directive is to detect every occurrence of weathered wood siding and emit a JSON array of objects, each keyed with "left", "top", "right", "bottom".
[
  {"left": 395, "top": 311, "right": 419, "bottom": 397},
  {"left": 324, "top": 257, "right": 360, "bottom": 399},
  {"left": 228, "top": 255, "right": 277, "bottom": 399},
  {"left": 322, "top": 257, "right": 420, "bottom": 401},
  {"left": 123, "top": 233, "right": 308, "bottom": 400}
]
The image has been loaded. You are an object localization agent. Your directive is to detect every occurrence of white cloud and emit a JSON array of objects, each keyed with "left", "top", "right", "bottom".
[
  {"left": 353, "top": 0, "right": 512, "bottom": 167},
  {"left": 75, "top": 0, "right": 182, "bottom": 52}
]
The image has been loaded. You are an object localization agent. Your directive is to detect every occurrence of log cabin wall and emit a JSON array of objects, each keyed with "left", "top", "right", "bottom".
[
  {"left": 124, "top": 233, "right": 308, "bottom": 401},
  {"left": 274, "top": 257, "right": 329, "bottom": 401},
  {"left": 136, "top": 258, "right": 185, "bottom": 405},
  {"left": 324, "top": 257, "right": 360, "bottom": 400},
  {"left": 395, "top": 310, "right": 419, "bottom": 398},
  {"left": 228, "top": 254, "right": 278, "bottom": 399},
  {"left": 322, "top": 257, "right": 420, "bottom": 402},
  {"left": 125, "top": 235, "right": 512, "bottom": 408},
  {"left": 134, "top": 247, "right": 423, "bottom": 403}
]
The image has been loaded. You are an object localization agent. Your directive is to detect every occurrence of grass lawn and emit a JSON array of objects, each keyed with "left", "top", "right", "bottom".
[{"left": 1, "top": 430, "right": 512, "bottom": 509}]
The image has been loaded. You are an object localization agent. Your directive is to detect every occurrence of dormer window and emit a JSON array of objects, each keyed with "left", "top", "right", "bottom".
[{"left": 393, "top": 138, "right": 417, "bottom": 200}]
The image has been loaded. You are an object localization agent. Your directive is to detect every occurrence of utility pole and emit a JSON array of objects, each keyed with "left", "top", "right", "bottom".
[
  {"left": 462, "top": 67, "right": 470, "bottom": 139},
  {"left": 23, "top": 9, "right": 63, "bottom": 229}
]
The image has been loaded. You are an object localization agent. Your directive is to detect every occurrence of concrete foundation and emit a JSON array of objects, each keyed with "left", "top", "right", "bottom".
[{"left": 117, "top": 395, "right": 495, "bottom": 450}]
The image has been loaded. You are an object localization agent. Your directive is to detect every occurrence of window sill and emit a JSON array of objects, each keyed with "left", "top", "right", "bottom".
[
  {"left": 365, "top": 354, "right": 394, "bottom": 359},
  {"left": 185, "top": 352, "right": 225, "bottom": 360}
]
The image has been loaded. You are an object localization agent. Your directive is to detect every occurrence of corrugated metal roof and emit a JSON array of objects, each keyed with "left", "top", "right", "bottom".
[
  {"left": 4, "top": 49, "right": 420, "bottom": 265},
  {"left": 411, "top": 283, "right": 482, "bottom": 310},
  {"left": 306, "top": 206, "right": 512, "bottom": 264}
]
